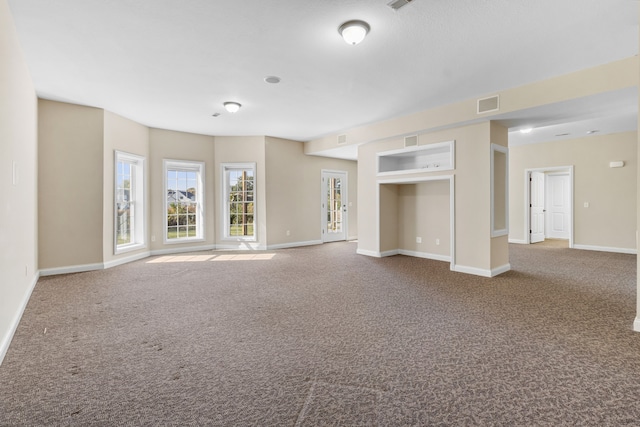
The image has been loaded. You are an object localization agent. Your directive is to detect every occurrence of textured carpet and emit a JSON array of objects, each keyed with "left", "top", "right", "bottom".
[{"left": 1, "top": 242, "right": 639, "bottom": 426}]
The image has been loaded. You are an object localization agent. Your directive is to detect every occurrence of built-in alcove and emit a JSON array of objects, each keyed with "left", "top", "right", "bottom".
[
  {"left": 377, "top": 140, "right": 455, "bottom": 176},
  {"left": 376, "top": 175, "right": 455, "bottom": 269}
]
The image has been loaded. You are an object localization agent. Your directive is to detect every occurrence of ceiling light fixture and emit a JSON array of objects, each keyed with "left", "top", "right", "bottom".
[
  {"left": 520, "top": 127, "right": 533, "bottom": 134},
  {"left": 224, "top": 102, "right": 241, "bottom": 113},
  {"left": 586, "top": 130, "right": 599, "bottom": 134},
  {"left": 338, "top": 20, "right": 370, "bottom": 45}
]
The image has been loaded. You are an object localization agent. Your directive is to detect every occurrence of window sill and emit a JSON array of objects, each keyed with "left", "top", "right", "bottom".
[
  {"left": 115, "top": 243, "right": 146, "bottom": 255},
  {"left": 163, "top": 237, "right": 206, "bottom": 245}
]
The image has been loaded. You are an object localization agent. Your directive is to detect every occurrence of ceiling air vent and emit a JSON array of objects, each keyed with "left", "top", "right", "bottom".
[
  {"left": 404, "top": 135, "right": 418, "bottom": 147},
  {"left": 387, "top": 0, "right": 414, "bottom": 11},
  {"left": 477, "top": 95, "right": 500, "bottom": 114},
  {"left": 337, "top": 134, "right": 347, "bottom": 145}
]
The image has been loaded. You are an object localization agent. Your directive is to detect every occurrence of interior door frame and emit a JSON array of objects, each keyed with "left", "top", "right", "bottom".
[
  {"left": 321, "top": 169, "right": 348, "bottom": 243},
  {"left": 524, "top": 166, "right": 574, "bottom": 247}
]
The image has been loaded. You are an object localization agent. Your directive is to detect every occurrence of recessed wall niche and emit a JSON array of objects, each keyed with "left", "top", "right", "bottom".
[{"left": 491, "top": 143, "right": 508, "bottom": 237}]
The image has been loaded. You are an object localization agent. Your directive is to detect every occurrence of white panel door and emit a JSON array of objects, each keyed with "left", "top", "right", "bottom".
[
  {"left": 545, "top": 173, "right": 570, "bottom": 239},
  {"left": 530, "top": 171, "right": 545, "bottom": 243},
  {"left": 322, "top": 171, "right": 347, "bottom": 242}
]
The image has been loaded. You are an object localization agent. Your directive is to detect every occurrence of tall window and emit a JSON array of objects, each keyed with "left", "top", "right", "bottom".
[
  {"left": 223, "top": 163, "right": 255, "bottom": 240},
  {"left": 164, "top": 160, "right": 205, "bottom": 243},
  {"left": 115, "top": 151, "right": 145, "bottom": 254}
]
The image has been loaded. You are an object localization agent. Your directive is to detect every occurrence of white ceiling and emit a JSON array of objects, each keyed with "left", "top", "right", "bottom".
[{"left": 7, "top": 0, "right": 639, "bottom": 151}]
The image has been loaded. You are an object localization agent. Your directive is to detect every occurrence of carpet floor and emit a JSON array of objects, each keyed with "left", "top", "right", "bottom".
[{"left": 1, "top": 241, "right": 639, "bottom": 426}]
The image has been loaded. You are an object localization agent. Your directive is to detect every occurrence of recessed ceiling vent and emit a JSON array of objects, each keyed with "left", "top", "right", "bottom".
[
  {"left": 337, "top": 134, "right": 347, "bottom": 145},
  {"left": 387, "top": 0, "right": 414, "bottom": 11},
  {"left": 404, "top": 135, "right": 418, "bottom": 147},
  {"left": 477, "top": 95, "right": 500, "bottom": 114}
]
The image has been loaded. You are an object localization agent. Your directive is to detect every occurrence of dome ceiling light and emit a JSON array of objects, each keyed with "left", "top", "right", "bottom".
[
  {"left": 224, "top": 102, "right": 241, "bottom": 113},
  {"left": 338, "top": 20, "right": 370, "bottom": 45}
]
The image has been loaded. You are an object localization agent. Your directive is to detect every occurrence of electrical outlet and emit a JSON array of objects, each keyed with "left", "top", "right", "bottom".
[
  {"left": 416, "top": 237, "right": 422, "bottom": 244},
  {"left": 436, "top": 238, "right": 440, "bottom": 245},
  {"left": 286, "top": 230, "right": 290, "bottom": 236},
  {"left": 151, "top": 235, "right": 156, "bottom": 242},
  {"left": 584, "top": 202, "right": 589, "bottom": 208}
]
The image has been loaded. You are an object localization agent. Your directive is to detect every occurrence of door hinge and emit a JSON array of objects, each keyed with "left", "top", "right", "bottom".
[
  {"left": 530, "top": 204, "right": 532, "bottom": 208},
  {"left": 322, "top": 229, "right": 324, "bottom": 234},
  {"left": 529, "top": 230, "right": 532, "bottom": 233}
]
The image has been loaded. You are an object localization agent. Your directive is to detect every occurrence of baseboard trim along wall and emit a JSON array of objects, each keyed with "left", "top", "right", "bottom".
[
  {"left": 397, "top": 249, "right": 451, "bottom": 263},
  {"left": 267, "top": 240, "right": 322, "bottom": 250},
  {"left": 40, "top": 262, "right": 104, "bottom": 277},
  {"left": 573, "top": 244, "right": 637, "bottom": 255},
  {"left": 453, "top": 265, "right": 493, "bottom": 277},
  {"left": 0, "top": 272, "right": 40, "bottom": 366},
  {"left": 103, "top": 251, "right": 151, "bottom": 269},
  {"left": 216, "top": 242, "right": 265, "bottom": 251},
  {"left": 508, "top": 239, "right": 528, "bottom": 244},
  {"left": 491, "top": 263, "right": 511, "bottom": 276},
  {"left": 633, "top": 317, "right": 640, "bottom": 333},
  {"left": 356, "top": 248, "right": 383, "bottom": 257}
]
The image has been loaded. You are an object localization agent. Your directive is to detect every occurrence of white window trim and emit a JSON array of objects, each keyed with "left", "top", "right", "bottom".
[
  {"left": 163, "top": 159, "right": 206, "bottom": 244},
  {"left": 114, "top": 151, "right": 146, "bottom": 255},
  {"left": 221, "top": 162, "right": 257, "bottom": 241}
]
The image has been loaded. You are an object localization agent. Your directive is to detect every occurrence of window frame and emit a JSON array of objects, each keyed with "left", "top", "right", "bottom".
[
  {"left": 163, "top": 159, "right": 206, "bottom": 244},
  {"left": 114, "top": 151, "right": 146, "bottom": 254},
  {"left": 222, "top": 162, "right": 257, "bottom": 241}
]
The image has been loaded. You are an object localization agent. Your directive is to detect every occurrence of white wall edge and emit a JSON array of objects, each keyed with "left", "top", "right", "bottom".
[
  {"left": 103, "top": 251, "right": 151, "bottom": 269},
  {"left": 573, "top": 244, "right": 637, "bottom": 255},
  {"left": 356, "top": 249, "right": 383, "bottom": 257},
  {"left": 150, "top": 245, "right": 216, "bottom": 256},
  {"left": 0, "top": 272, "right": 40, "bottom": 366},
  {"left": 453, "top": 264, "right": 493, "bottom": 278},
  {"left": 39, "top": 262, "right": 104, "bottom": 277},
  {"left": 397, "top": 249, "right": 451, "bottom": 262},
  {"left": 491, "top": 263, "right": 511, "bottom": 277},
  {"left": 380, "top": 249, "right": 400, "bottom": 257},
  {"left": 267, "top": 240, "right": 322, "bottom": 250},
  {"left": 508, "top": 239, "right": 528, "bottom": 244},
  {"left": 633, "top": 317, "right": 640, "bottom": 332}
]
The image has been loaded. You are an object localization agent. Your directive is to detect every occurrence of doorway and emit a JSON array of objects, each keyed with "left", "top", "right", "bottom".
[
  {"left": 525, "top": 166, "right": 573, "bottom": 247},
  {"left": 322, "top": 170, "right": 348, "bottom": 242}
]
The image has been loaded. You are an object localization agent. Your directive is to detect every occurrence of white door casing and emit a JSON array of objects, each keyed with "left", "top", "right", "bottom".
[
  {"left": 530, "top": 171, "right": 545, "bottom": 243},
  {"left": 322, "top": 170, "right": 347, "bottom": 242},
  {"left": 545, "top": 173, "right": 571, "bottom": 239}
]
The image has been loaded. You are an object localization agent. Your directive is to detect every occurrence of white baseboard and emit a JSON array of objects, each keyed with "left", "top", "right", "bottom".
[
  {"left": 491, "top": 263, "right": 511, "bottom": 276},
  {"left": 453, "top": 264, "right": 493, "bottom": 278},
  {"left": 356, "top": 248, "right": 384, "bottom": 257},
  {"left": 103, "top": 251, "right": 151, "bottom": 269},
  {"left": 215, "top": 242, "right": 265, "bottom": 251},
  {"left": 0, "top": 272, "right": 40, "bottom": 366},
  {"left": 150, "top": 244, "right": 216, "bottom": 256},
  {"left": 508, "top": 239, "right": 528, "bottom": 244},
  {"left": 633, "top": 317, "right": 640, "bottom": 332},
  {"left": 380, "top": 249, "right": 400, "bottom": 257},
  {"left": 398, "top": 249, "right": 451, "bottom": 263},
  {"left": 39, "top": 262, "right": 104, "bottom": 277},
  {"left": 267, "top": 240, "right": 322, "bottom": 250},
  {"left": 573, "top": 244, "right": 637, "bottom": 255}
]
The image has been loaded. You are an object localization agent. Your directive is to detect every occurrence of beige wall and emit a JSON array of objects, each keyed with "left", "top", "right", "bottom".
[
  {"left": 398, "top": 181, "right": 451, "bottom": 257},
  {"left": 103, "top": 111, "right": 150, "bottom": 262},
  {"left": 38, "top": 100, "right": 105, "bottom": 269},
  {"left": 213, "top": 136, "right": 267, "bottom": 248},
  {"left": 265, "top": 137, "right": 357, "bottom": 246},
  {"left": 509, "top": 131, "right": 637, "bottom": 251},
  {"left": 0, "top": 0, "right": 39, "bottom": 363},
  {"left": 149, "top": 128, "right": 215, "bottom": 252}
]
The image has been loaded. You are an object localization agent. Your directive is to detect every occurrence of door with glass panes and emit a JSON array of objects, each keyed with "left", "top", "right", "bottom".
[{"left": 322, "top": 171, "right": 347, "bottom": 242}]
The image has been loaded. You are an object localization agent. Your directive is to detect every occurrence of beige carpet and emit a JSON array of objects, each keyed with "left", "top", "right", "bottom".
[{"left": 1, "top": 242, "right": 638, "bottom": 425}]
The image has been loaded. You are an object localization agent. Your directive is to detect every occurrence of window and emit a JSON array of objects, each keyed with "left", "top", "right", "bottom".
[
  {"left": 114, "top": 151, "right": 145, "bottom": 254},
  {"left": 223, "top": 163, "right": 256, "bottom": 240},
  {"left": 164, "top": 160, "right": 205, "bottom": 243}
]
